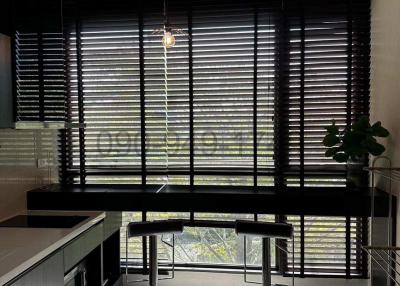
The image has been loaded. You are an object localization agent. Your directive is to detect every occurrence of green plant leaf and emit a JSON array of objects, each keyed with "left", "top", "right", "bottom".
[
  {"left": 323, "top": 134, "right": 340, "bottom": 147},
  {"left": 342, "top": 131, "right": 365, "bottom": 148},
  {"left": 365, "top": 137, "right": 385, "bottom": 155},
  {"left": 325, "top": 121, "right": 339, "bottom": 135},
  {"left": 333, "top": 152, "right": 349, "bottom": 163},
  {"left": 371, "top": 122, "right": 390, "bottom": 137},
  {"left": 325, "top": 147, "right": 339, "bottom": 157},
  {"left": 354, "top": 147, "right": 368, "bottom": 157},
  {"left": 367, "top": 141, "right": 386, "bottom": 156},
  {"left": 324, "top": 116, "right": 389, "bottom": 159},
  {"left": 353, "top": 115, "right": 370, "bottom": 132}
]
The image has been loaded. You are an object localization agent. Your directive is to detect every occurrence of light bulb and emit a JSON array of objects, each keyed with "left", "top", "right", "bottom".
[{"left": 162, "top": 32, "right": 176, "bottom": 48}]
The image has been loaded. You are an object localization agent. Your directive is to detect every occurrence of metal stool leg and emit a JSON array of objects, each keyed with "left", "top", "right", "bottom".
[
  {"left": 149, "top": 235, "right": 158, "bottom": 286},
  {"left": 262, "top": 238, "right": 271, "bottom": 286},
  {"left": 126, "top": 234, "right": 176, "bottom": 285},
  {"left": 126, "top": 228, "right": 129, "bottom": 285},
  {"left": 125, "top": 233, "right": 151, "bottom": 285},
  {"left": 244, "top": 236, "right": 267, "bottom": 285},
  {"left": 160, "top": 234, "right": 175, "bottom": 280}
]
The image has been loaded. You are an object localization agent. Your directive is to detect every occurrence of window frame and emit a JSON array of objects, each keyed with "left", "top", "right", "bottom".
[{"left": 53, "top": 0, "right": 370, "bottom": 278}]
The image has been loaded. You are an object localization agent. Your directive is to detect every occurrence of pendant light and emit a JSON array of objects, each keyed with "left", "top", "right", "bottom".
[
  {"left": 162, "top": 31, "right": 176, "bottom": 49},
  {"left": 152, "top": 0, "right": 188, "bottom": 48}
]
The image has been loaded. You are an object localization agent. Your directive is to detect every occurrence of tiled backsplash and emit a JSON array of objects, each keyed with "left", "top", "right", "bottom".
[{"left": 0, "top": 129, "right": 58, "bottom": 219}]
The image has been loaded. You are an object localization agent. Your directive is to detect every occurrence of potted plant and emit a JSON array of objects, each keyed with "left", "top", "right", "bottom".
[{"left": 323, "top": 115, "right": 390, "bottom": 189}]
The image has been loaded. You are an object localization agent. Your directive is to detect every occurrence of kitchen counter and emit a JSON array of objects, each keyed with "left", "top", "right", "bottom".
[{"left": 0, "top": 210, "right": 105, "bottom": 285}]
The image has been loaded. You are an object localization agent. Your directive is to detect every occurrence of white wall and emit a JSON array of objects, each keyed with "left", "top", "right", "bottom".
[
  {"left": 370, "top": 0, "right": 400, "bottom": 252},
  {"left": 371, "top": 0, "right": 400, "bottom": 166},
  {"left": 0, "top": 129, "right": 58, "bottom": 220},
  {"left": 371, "top": 1, "right": 400, "bottom": 284}
]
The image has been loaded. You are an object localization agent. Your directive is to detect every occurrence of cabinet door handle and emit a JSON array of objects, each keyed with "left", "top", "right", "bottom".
[{"left": 81, "top": 270, "right": 87, "bottom": 286}]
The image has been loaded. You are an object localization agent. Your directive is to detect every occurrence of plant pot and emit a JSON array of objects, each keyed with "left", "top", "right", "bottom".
[{"left": 346, "top": 159, "right": 367, "bottom": 190}]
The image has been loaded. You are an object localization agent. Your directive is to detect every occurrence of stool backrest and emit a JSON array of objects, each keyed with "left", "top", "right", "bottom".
[
  {"left": 235, "top": 220, "right": 293, "bottom": 239},
  {"left": 127, "top": 220, "right": 184, "bottom": 237}
]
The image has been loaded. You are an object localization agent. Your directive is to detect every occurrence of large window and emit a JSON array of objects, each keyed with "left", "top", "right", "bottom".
[
  {"left": 14, "top": 0, "right": 370, "bottom": 278},
  {"left": 59, "top": 0, "right": 370, "bottom": 186}
]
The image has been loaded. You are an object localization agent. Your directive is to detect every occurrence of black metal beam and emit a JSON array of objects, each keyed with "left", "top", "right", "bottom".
[
  {"left": 60, "top": 8, "right": 72, "bottom": 185},
  {"left": 253, "top": 4, "right": 258, "bottom": 189},
  {"left": 37, "top": 32, "right": 45, "bottom": 121},
  {"left": 300, "top": 215, "right": 305, "bottom": 277},
  {"left": 345, "top": 0, "right": 354, "bottom": 277},
  {"left": 59, "top": 129, "right": 68, "bottom": 185},
  {"left": 346, "top": 0, "right": 353, "bottom": 127},
  {"left": 61, "top": 11, "right": 74, "bottom": 185},
  {"left": 345, "top": 217, "right": 351, "bottom": 278},
  {"left": 75, "top": 0, "right": 86, "bottom": 185},
  {"left": 299, "top": 2, "right": 305, "bottom": 191},
  {"left": 138, "top": 2, "right": 147, "bottom": 186},
  {"left": 361, "top": 216, "right": 368, "bottom": 278},
  {"left": 10, "top": 0, "right": 18, "bottom": 122},
  {"left": 138, "top": 1, "right": 148, "bottom": 273},
  {"left": 274, "top": 0, "right": 292, "bottom": 191},
  {"left": 299, "top": 0, "right": 306, "bottom": 277},
  {"left": 141, "top": 211, "right": 148, "bottom": 274},
  {"left": 188, "top": 1, "right": 194, "bottom": 187}
]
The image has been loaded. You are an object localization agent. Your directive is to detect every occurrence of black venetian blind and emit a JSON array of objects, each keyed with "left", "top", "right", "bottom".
[
  {"left": 279, "top": 0, "right": 369, "bottom": 277},
  {"left": 62, "top": 0, "right": 143, "bottom": 184},
  {"left": 13, "top": 0, "right": 370, "bottom": 277},
  {"left": 191, "top": 1, "right": 279, "bottom": 186},
  {"left": 60, "top": 0, "right": 370, "bottom": 188},
  {"left": 14, "top": 0, "right": 65, "bottom": 122}
]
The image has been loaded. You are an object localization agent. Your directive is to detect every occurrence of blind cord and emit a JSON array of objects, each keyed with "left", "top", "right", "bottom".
[{"left": 164, "top": 42, "right": 170, "bottom": 185}]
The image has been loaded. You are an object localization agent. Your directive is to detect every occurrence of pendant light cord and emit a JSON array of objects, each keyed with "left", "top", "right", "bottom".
[
  {"left": 164, "top": 0, "right": 169, "bottom": 28},
  {"left": 163, "top": 4, "right": 170, "bottom": 184}
]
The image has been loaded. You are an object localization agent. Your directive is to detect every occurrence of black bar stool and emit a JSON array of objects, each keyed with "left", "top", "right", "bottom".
[
  {"left": 125, "top": 220, "right": 184, "bottom": 286},
  {"left": 235, "top": 220, "right": 294, "bottom": 286}
]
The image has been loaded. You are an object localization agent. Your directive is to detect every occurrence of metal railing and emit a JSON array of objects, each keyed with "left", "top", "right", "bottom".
[{"left": 364, "top": 156, "right": 399, "bottom": 286}]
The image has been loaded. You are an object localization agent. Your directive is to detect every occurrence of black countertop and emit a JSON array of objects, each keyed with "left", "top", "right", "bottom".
[{"left": 26, "top": 184, "right": 391, "bottom": 217}]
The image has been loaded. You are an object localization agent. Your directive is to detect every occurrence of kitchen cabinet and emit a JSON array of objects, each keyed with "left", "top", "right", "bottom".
[
  {"left": 9, "top": 252, "right": 64, "bottom": 286},
  {"left": 4, "top": 212, "right": 122, "bottom": 286},
  {"left": 63, "top": 223, "right": 104, "bottom": 274}
]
